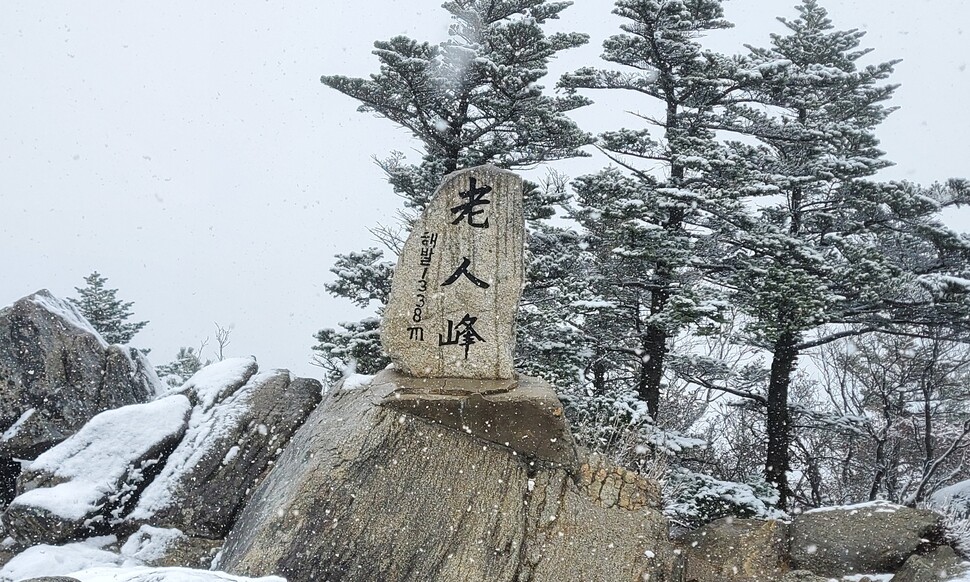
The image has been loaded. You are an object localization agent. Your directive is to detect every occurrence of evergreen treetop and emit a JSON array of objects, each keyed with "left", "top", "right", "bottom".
[
  {"left": 69, "top": 271, "right": 148, "bottom": 345},
  {"left": 322, "top": 0, "right": 592, "bottom": 208}
]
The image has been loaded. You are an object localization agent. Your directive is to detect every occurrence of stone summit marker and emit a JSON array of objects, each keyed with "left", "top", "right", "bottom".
[{"left": 381, "top": 165, "right": 524, "bottom": 379}]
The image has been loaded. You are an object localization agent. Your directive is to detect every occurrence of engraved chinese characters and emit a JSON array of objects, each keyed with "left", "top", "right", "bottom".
[{"left": 381, "top": 166, "right": 524, "bottom": 379}]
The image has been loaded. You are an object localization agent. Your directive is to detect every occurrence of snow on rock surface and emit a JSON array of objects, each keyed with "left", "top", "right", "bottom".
[
  {"left": 0, "top": 536, "right": 121, "bottom": 581},
  {"left": 0, "top": 533, "right": 283, "bottom": 582},
  {"left": 27, "top": 292, "right": 107, "bottom": 348},
  {"left": 174, "top": 358, "right": 259, "bottom": 411},
  {"left": 2, "top": 395, "right": 191, "bottom": 544},
  {"left": 803, "top": 499, "right": 902, "bottom": 514},
  {"left": 119, "top": 526, "right": 185, "bottom": 565},
  {"left": 126, "top": 363, "right": 322, "bottom": 538},
  {"left": 339, "top": 373, "right": 373, "bottom": 391}
]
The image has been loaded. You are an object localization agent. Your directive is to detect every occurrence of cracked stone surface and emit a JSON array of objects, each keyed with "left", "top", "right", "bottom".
[
  {"left": 217, "top": 370, "right": 672, "bottom": 582},
  {"left": 675, "top": 517, "right": 790, "bottom": 582},
  {"left": 577, "top": 453, "right": 660, "bottom": 511},
  {"left": 381, "top": 165, "right": 524, "bottom": 379}
]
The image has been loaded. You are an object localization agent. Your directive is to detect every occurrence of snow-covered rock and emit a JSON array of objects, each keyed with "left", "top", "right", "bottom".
[
  {"left": 790, "top": 500, "right": 945, "bottom": 577},
  {"left": 2, "top": 396, "right": 191, "bottom": 545},
  {"left": 0, "top": 355, "right": 321, "bottom": 558},
  {"left": 127, "top": 359, "right": 322, "bottom": 538},
  {"left": 0, "top": 533, "right": 283, "bottom": 581},
  {"left": 175, "top": 358, "right": 259, "bottom": 412},
  {"left": 66, "top": 567, "right": 285, "bottom": 582},
  {"left": 0, "top": 291, "right": 161, "bottom": 501},
  {"left": 120, "top": 526, "right": 221, "bottom": 569},
  {"left": 0, "top": 536, "right": 121, "bottom": 580}
]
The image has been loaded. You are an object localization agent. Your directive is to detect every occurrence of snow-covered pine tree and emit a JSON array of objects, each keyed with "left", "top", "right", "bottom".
[
  {"left": 557, "top": 0, "right": 754, "bottom": 419},
  {"left": 716, "top": 0, "right": 970, "bottom": 508},
  {"left": 314, "top": 0, "right": 592, "bottom": 379},
  {"left": 70, "top": 271, "right": 148, "bottom": 345}
]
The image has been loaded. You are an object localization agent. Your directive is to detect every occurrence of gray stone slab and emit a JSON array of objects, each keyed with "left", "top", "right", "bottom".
[
  {"left": 381, "top": 166, "right": 524, "bottom": 379},
  {"left": 378, "top": 370, "right": 575, "bottom": 466}
]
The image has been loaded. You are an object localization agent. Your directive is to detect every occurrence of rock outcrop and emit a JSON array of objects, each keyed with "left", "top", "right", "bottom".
[
  {"left": 892, "top": 545, "right": 970, "bottom": 582},
  {"left": 216, "top": 370, "right": 673, "bottom": 581},
  {"left": 126, "top": 359, "right": 322, "bottom": 538},
  {"left": 0, "top": 291, "right": 160, "bottom": 502},
  {"left": 676, "top": 518, "right": 789, "bottom": 582},
  {"left": 120, "top": 525, "right": 224, "bottom": 569},
  {"left": 0, "top": 355, "right": 322, "bottom": 562}
]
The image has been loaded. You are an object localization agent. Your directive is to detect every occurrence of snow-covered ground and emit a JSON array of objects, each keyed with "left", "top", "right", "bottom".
[{"left": 0, "top": 532, "right": 284, "bottom": 581}]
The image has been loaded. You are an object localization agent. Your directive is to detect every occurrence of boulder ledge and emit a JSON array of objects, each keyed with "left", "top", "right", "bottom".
[{"left": 217, "top": 369, "right": 672, "bottom": 582}]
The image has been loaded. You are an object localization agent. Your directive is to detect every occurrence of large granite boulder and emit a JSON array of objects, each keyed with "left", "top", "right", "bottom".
[
  {"left": 381, "top": 166, "right": 525, "bottom": 379},
  {"left": 676, "top": 517, "right": 790, "bottom": 582},
  {"left": 216, "top": 369, "right": 673, "bottom": 581},
  {"left": 126, "top": 358, "right": 322, "bottom": 538},
  {"left": 2, "top": 396, "right": 192, "bottom": 545},
  {"left": 0, "top": 290, "right": 160, "bottom": 500},
  {"left": 790, "top": 501, "right": 945, "bottom": 577}
]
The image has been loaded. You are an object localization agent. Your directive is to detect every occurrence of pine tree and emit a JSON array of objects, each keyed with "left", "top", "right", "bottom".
[
  {"left": 314, "top": 0, "right": 592, "bottom": 376},
  {"left": 557, "top": 0, "right": 753, "bottom": 419},
  {"left": 714, "top": 0, "right": 970, "bottom": 507},
  {"left": 69, "top": 271, "right": 148, "bottom": 345}
]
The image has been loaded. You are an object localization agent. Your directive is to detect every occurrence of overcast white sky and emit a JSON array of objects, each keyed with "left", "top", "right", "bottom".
[{"left": 1, "top": 0, "right": 967, "bottom": 380}]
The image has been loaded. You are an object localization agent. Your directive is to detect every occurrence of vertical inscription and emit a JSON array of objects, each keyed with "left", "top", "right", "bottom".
[
  {"left": 435, "top": 177, "right": 494, "bottom": 358},
  {"left": 407, "top": 232, "right": 438, "bottom": 342}
]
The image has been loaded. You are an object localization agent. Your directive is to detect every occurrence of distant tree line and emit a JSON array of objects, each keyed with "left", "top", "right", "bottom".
[{"left": 315, "top": 0, "right": 970, "bottom": 520}]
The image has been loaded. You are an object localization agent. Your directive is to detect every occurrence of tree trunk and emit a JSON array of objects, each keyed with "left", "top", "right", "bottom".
[
  {"left": 591, "top": 357, "right": 607, "bottom": 395},
  {"left": 766, "top": 332, "right": 799, "bottom": 510},
  {"left": 868, "top": 435, "right": 888, "bottom": 501},
  {"left": 638, "top": 323, "right": 666, "bottom": 420}
]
